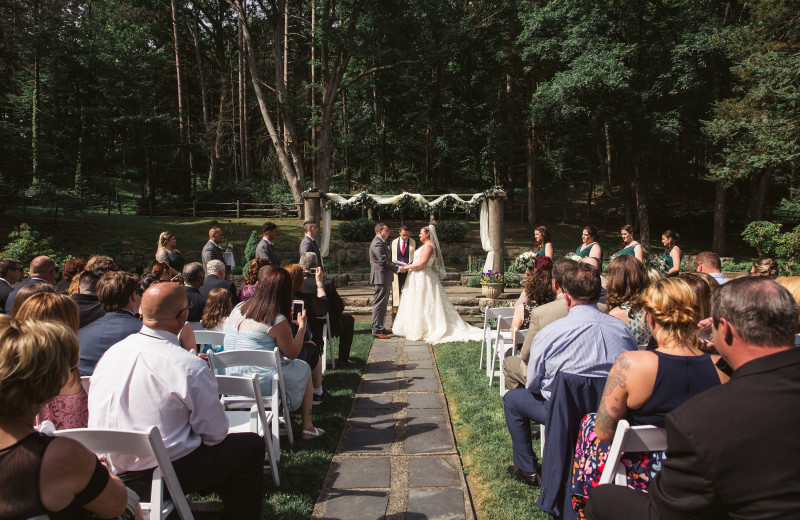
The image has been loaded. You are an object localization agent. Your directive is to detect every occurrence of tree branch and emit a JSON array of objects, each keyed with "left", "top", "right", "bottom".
[{"left": 336, "top": 59, "right": 422, "bottom": 96}]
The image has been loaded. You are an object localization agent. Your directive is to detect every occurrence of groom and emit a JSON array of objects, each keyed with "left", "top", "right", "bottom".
[{"left": 370, "top": 223, "right": 403, "bottom": 339}]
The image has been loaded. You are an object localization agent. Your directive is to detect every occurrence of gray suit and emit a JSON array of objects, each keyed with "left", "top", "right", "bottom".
[
  {"left": 299, "top": 236, "right": 322, "bottom": 268},
  {"left": 370, "top": 235, "right": 400, "bottom": 334},
  {"left": 201, "top": 240, "right": 224, "bottom": 272},
  {"left": 502, "top": 293, "right": 569, "bottom": 389},
  {"left": 255, "top": 238, "right": 279, "bottom": 266}
]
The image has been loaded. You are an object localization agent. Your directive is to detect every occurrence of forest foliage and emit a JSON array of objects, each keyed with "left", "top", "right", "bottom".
[{"left": 1, "top": 0, "right": 798, "bottom": 254}]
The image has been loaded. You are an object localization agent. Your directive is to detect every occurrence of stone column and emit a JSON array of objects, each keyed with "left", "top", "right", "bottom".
[
  {"left": 487, "top": 191, "right": 506, "bottom": 276},
  {"left": 302, "top": 191, "right": 322, "bottom": 223}
]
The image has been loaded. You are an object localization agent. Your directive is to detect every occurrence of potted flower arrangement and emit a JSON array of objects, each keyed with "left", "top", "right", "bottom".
[{"left": 480, "top": 269, "right": 504, "bottom": 298}]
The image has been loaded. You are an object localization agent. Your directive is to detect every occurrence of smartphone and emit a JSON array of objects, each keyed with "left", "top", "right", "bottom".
[{"left": 292, "top": 299, "right": 305, "bottom": 323}]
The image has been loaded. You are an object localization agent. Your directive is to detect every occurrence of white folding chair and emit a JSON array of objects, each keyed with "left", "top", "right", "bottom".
[
  {"left": 194, "top": 330, "right": 226, "bottom": 355},
  {"left": 207, "top": 350, "right": 294, "bottom": 458},
  {"left": 80, "top": 376, "right": 91, "bottom": 394},
  {"left": 214, "top": 374, "right": 280, "bottom": 486},
  {"left": 598, "top": 419, "right": 668, "bottom": 486},
  {"left": 488, "top": 316, "right": 526, "bottom": 392},
  {"left": 54, "top": 425, "right": 194, "bottom": 520},
  {"left": 480, "top": 306, "right": 515, "bottom": 372},
  {"left": 317, "top": 313, "right": 335, "bottom": 373}
]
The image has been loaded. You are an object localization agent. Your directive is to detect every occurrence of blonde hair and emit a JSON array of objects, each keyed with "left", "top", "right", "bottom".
[
  {"left": 640, "top": 278, "right": 698, "bottom": 345},
  {"left": 647, "top": 267, "right": 666, "bottom": 285},
  {"left": 158, "top": 231, "right": 174, "bottom": 250},
  {"left": 776, "top": 276, "right": 800, "bottom": 325},
  {"left": 202, "top": 288, "right": 233, "bottom": 330},
  {"left": 0, "top": 318, "right": 79, "bottom": 420},
  {"left": 285, "top": 264, "right": 305, "bottom": 294},
  {"left": 752, "top": 258, "right": 779, "bottom": 278},
  {"left": 15, "top": 292, "right": 80, "bottom": 332}
]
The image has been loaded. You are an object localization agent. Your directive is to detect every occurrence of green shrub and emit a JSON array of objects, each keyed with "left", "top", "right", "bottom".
[
  {"left": 467, "top": 275, "right": 481, "bottom": 287},
  {"left": 721, "top": 260, "right": 754, "bottom": 272},
  {"left": 1, "top": 224, "right": 72, "bottom": 276},
  {"left": 434, "top": 219, "right": 466, "bottom": 243},
  {"left": 742, "top": 221, "right": 800, "bottom": 273},
  {"left": 243, "top": 230, "right": 260, "bottom": 268},
  {"left": 338, "top": 218, "right": 376, "bottom": 242}
]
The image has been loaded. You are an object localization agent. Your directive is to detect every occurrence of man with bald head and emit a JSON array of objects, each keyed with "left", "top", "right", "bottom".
[
  {"left": 201, "top": 226, "right": 225, "bottom": 273},
  {"left": 89, "top": 282, "right": 265, "bottom": 518},
  {"left": 4, "top": 255, "right": 57, "bottom": 313}
]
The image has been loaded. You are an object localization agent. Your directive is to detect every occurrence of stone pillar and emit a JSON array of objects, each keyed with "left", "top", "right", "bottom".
[
  {"left": 487, "top": 191, "right": 506, "bottom": 276},
  {"left": 302, "top": 191, "right": 322, "bottom": 223}
]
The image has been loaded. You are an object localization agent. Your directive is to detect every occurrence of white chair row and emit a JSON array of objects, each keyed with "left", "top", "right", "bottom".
[{"left": 480, "top": 306, "right": 527, "bottom": 395}]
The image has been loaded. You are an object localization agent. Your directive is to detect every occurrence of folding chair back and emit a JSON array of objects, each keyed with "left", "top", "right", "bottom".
[
  {"left": 207, "top": 349, "right": 294, "bottom": 453},
  {"left": 194, "top": 330, "right": 226, "bottom": 355},
  {"left": 480, "top": 306, "right": 515, "bottom": 371},
  {"left": 598, "top": 419, "right": 667, "bottom": 486},
  {"left": 53, "top": 425, "right": 193, "bottom": 520},
  {"left": 215, "top": 375, "right": 280, "bottom": 486},
  {"left": 489, "top": 315, "right": 526, "bottom": 388},
  {"left": 317, "top": 313, "right": 335, "bottom": 373},
  {"left": 80, "top": 376, "right": 91, "bottom": 394}
]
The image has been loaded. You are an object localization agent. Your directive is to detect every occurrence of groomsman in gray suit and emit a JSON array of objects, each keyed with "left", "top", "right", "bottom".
[
  {"left": 201, "top": 227, "right": 225, "bottom": 273},
  {"left": 299, "top": 221, "right": 323, "bottom": 269},
  {"left": 255, "top": 222, "right": 280, "bottom": 266},
  {"left": 370, "top": 223, "right": 402, "bottom": 339}
]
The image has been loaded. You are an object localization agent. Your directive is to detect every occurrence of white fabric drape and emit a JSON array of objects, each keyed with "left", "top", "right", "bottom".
[
  {"left": 324, "top": 191, "right": 484, "bottom": 208},
  {"left": 479, "top": 200, "right": 494, "bottom": 273},
  {"left": 320, "top": 206, "right": 332, "bottom": 258}
]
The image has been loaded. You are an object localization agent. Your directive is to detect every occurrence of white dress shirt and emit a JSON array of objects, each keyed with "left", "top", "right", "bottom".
[{"left": 88, "top": 325, "right": 228, "bottom": 472}]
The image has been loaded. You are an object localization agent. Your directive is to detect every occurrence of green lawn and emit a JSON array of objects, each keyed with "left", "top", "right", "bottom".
[{"left": 434, "top": 340, "right": 551, "bottom": 520}]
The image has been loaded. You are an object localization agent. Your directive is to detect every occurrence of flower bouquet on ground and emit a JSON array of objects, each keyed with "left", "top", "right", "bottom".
[
  {"left": 480, "top": 270, "right": 504, "bottom": 285},
  {"left": 509, "top": 251, "right": 538, "bottom": 274}
]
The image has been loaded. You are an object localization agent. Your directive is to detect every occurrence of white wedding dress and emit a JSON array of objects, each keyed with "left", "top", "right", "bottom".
[{"left": 393, "top": 244, "right": 484, "bottom": 344}]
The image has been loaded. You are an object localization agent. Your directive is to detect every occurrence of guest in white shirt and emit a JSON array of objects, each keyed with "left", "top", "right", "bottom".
[
  {"left": 694, "top": 251, "right": 728, "bottom": 285},
  {"left": 89, "top": 282, "right": 265, "bottom": 519}
]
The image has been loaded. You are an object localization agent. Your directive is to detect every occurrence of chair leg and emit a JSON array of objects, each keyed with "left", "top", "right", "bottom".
[{"left": 489, "top": 339, "right": 502, "bottom": 386}]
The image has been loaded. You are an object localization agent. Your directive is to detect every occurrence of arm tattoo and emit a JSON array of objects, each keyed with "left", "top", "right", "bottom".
[
  {"left": 602, "top": 355, "right": 630, "bottom": 397},
  {"left": 596, "top": 399, "right": 619, "bottom": 439}
]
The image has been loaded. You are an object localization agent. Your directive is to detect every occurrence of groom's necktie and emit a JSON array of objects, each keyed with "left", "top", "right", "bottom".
[{"left": 401, "top": 240, "right": 407, "bottom": 256}]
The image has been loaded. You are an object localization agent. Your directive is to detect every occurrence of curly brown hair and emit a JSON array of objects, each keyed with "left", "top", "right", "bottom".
[
  {"left": 523, "top": 269, "right": 556, "bottom": 307},
  {"left": 606, "top": 255, "right": 648, "bottom": 308},
  {"left": 245, "top": 258, "right": 271, "bottom": 285}
]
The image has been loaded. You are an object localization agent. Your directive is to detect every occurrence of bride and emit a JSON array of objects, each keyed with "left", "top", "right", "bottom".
[{"left": 393, "top": 225, "right": 484, "bottom": 344}]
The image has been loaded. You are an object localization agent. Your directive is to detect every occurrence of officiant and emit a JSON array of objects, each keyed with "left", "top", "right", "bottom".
[{"left": 391, "top": 225, "right": 415, "bottom": 323}]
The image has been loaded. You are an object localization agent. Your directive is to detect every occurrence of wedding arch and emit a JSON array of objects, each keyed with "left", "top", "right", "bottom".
[{"left": 301, "top": 188, "right": 506, "bottom": 274}]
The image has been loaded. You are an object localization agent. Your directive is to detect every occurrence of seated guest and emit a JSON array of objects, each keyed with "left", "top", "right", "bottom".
[
  {"left": 513, "top": 261, "right": 556, "bottom": 332},
  {"left": 0, "top": 317, "right": 130, "bottom": 519},
  {"left": 56, "top": 258, "right": 86, "bottom": 294},
  {"left": 0, "top": 257, "right": 23, "bottom": 313},
  {"left": 587, "top": 277, "right": 800, "bottom": 519},
  {"left": 137, "top": 274, "right": 197, "bottom": 352},
  {"left": 78, "top": 271, "right": 142, "bottom": 376},
  {"left": 286, "top": 263, "right": 326, "bottom": 404},
  {"left": 223, "top": 266, "right": 324, "bottom": 439},
  {"left": 5, "top": 255, "right": 57, "bottom": 314},
  {"left": 571, "top": 278, "right": 726, "bottom": 518},
  {"left": 678, "top": 273, "right": 715, "bottom": 320},
  {"left": 201, "top": 259, "right": 239, "bottom": 306},
  {"left": 240, "top": 258, "right": 270, "bottom": 302},
  {"left": 89, "top": 282, "right": 265, "bottom": 517},
  {"left": 155, "top": 249, "right": 180, "bottom": 279},
  {"left": 514, "top": 256, "right": 553, "bottom": 309},
  {"left": 15, "top": 293, "right": 88, "bottom": 430},
  {"left": 11, "top": 283, "right": 56, "bottom": 316},
  {"left": 693, "top": 251, "right": 727, "bottom": 284},
  {"left": 503, "top": 263, "right": 636, "bottom": 488},
  {"left": 182, "top": 262, "right": 206, "bottom": 328},
  {"left": 776, "top": 276, "right": 800, "bottom": 325},
  {"left": 201, "top": 288, "right": 232, "bottom": 332},
  {"left": 751, "top": 257, "right": 779, "bottom": 278},
  {"left": 503, "top": 259, "right": 575, "bottom": 390},
  {"left": 71, "top": 269, "right": 107, "bottom": 328},
  {"left": 299, "top": 252, "right": 356, "bottom": 366},
  {"left": 614, "top": 225, "right": 644, "bottom": 262},
  {"left": 67, "top": 256, "right": 119, "bottom": 296},
  {"left": 606, "top": 255, "right": 652, "bottom": 345},
  {"left": 150, "top": 262, "right": 173, "bottom": 282}
]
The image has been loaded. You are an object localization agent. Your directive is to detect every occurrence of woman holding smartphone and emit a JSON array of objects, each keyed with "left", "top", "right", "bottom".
[{"left": 223, "top": 266, "right": 324, "bottom": 440}]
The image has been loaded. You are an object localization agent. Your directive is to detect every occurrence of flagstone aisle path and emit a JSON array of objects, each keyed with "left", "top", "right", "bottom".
[{"left": 311, "top": 336, "right": 475, "bottom": 520}]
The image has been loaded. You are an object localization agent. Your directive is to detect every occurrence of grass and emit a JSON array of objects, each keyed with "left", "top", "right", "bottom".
[
  {"left": 194, "top": 321, "right": 374, "bottom": 519},
  {"left": 433, "top": 340, "right": 551, "bottom": 520}
]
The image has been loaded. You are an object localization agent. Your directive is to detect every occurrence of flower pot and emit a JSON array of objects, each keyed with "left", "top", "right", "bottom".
[{"left": 482, "top": 282, "right": 504, "bottom": 299}]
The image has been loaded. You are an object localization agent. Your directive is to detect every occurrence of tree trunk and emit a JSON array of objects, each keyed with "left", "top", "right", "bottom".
[
  {"left": 526, "top": 125, "right": 536, "bottom": 225},
  {"left": 505, "top": 72, "right": 514, "bottom": 204},
  {"left": 633, "top": 159, "right": 650, "bottom": 250},
  {"left": 237, "top": 22, "right": 249, "bottom": 180},
  {"left": 170, "top": 0, "right": 187, "bottom": 188},
  {"left": 712, "top": 181, "right": 726, "bottom": 254},
  {"left": 748, "top": 170, "right": 770, "bottom": 221},
  {"left": 188, "top": 6, "right": 217, "bottom": 193},
  {"left": 603, "top": 123, "right": 613, "bottom": 195},
  {"left": 31, "top": 0, "right": 40, "bottom": 184}
]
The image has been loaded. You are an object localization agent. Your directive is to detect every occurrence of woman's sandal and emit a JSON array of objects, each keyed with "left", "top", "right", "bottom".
[{"left": 302, "top": 427, "right": 325, "bottom": 440}]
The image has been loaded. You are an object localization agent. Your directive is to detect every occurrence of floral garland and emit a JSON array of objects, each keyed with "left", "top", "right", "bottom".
[{"left": 320, "top": 187, "right": 505, "bottom": 217}]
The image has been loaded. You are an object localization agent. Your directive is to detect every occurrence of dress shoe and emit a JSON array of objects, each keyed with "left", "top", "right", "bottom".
[
  {"left": 382, "top": 328, "right": 393, "bottom": 335},
  {"left": 506, "top": 465, "right": 541, "bottom": 489},
  {"left": 337, "top": 358, "right": 355, "bottom": 367},
  {"left": 372, "top": 333, "right": 391, "bottom": 339}
]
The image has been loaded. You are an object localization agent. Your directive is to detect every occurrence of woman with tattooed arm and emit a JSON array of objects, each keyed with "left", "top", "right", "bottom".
[{"left": 570, "top": 278, "right": 729, "bottom": 518}]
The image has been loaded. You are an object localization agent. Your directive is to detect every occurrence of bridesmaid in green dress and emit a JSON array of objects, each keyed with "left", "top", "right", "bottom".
[
  {"left": 614, "top": 225, "right": 644, "bottom": 262},
  {"left": 661, "top": 229, "right": 681, "bottom": 276},
  {"left": 576, "top": 225, "right": 602, "bottom": 262},
  {"left": 533, "top": 226, "right": 554, "bottom": 259}
]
